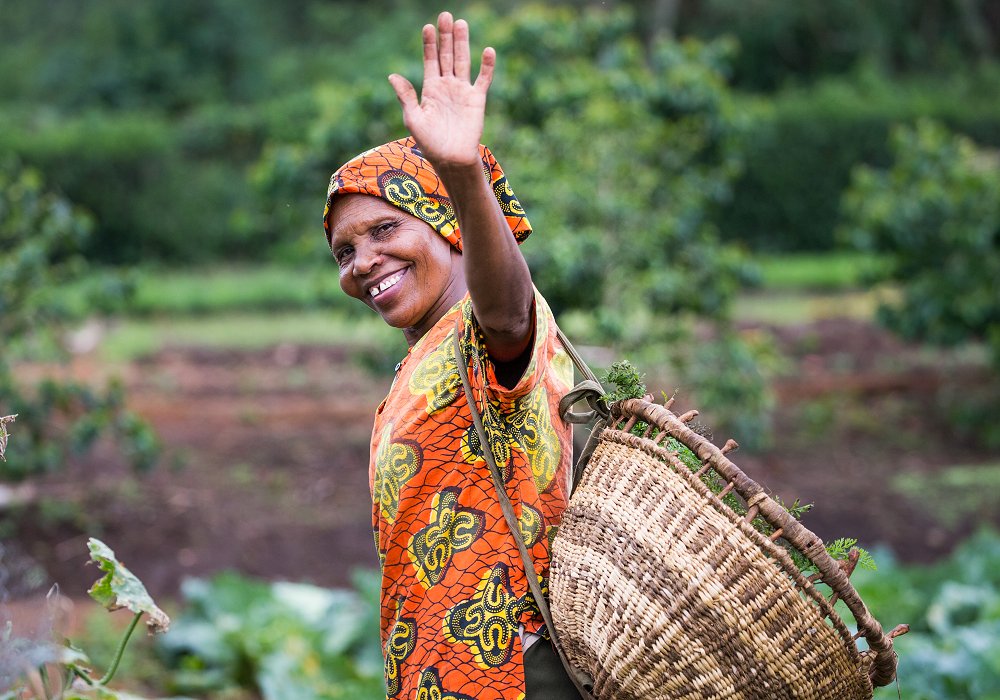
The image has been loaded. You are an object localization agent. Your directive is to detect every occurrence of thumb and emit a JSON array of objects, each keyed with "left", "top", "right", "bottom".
[{"left": 388, "top": 74, "right": 419, "bottom": 113}]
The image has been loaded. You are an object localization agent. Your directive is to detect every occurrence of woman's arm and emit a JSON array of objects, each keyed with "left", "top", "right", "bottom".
[{"left": 388, "top": 12, "right": 534, "bottom": 363}]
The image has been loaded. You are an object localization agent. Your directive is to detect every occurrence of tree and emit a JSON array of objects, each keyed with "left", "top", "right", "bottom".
[
  {"left": 841, "top": 120, "right": 1000, "bottom": 366},
  {"left": 0, "top": 159, "right": 158, "bottom": 480},
  {"left": 841, "top": 120, "right": 1000, "bottom": 447}
]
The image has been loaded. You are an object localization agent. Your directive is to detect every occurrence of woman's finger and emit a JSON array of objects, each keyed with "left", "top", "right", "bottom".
[
  {"left": 453, "top": 18, "right": 471, "bottom": 82},
  {"left": 437, "top": 11, "right": 454, "bottom": 76},
  {"left": 422, "top": 23, "right": 439, "bottom": 78},
  {"left": 388, "top": 74, "right": 419, "bottom": 116},
  {"left": 474, "top": 47, "right": 496, "bottom": 93}
]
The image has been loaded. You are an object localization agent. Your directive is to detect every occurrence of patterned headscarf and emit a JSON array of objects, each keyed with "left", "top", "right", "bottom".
[{"left": 323, "top": 136, "right": 531, "bottom": 252}]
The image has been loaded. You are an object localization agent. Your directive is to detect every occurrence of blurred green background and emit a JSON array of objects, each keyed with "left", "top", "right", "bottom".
[{"left": 2, "top": 1, "right": 999, "bottom": 698}]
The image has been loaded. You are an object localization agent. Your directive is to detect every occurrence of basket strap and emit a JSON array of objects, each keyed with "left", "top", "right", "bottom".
[
  {"left": 553, "top": 328, "right": 610, "bottom": 494},
  {"left": 452, "top": 325, "right": 596, "bottom": 699}
]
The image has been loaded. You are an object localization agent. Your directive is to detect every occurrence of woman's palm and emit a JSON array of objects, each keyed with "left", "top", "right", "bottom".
[{"left": 388, "top": 13, "right": 495, "bottom": 169}]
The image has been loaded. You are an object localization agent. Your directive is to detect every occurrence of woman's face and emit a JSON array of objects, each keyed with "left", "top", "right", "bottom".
[{"left": 328, "top": 193, "right": 465, "bottom": 344}]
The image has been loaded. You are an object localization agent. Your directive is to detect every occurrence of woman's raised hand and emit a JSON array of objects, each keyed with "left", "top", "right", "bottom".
[{"left": 388, "top": 12, "right": 495, "bottom": 171}]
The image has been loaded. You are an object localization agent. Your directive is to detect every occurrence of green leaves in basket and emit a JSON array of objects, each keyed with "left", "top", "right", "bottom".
[
  {"left": 600, "top": 358, "right": 877, "bottom": 575},
  {"left": 826, "top": 538, "right": 877, "bottom": 571},
  {"left": 601, "top": 360, "right": 647, "bottom": 405},
  {"left": 87, "top": 538, "right": 170, "bottom": 633}
]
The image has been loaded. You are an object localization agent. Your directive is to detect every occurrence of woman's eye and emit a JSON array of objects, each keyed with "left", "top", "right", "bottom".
[
  {"left": 335, "top": 247, "right": 354, "bottom": 265},
  {"left": 373, "top": 221, "right": 397, "bottom": 238}
]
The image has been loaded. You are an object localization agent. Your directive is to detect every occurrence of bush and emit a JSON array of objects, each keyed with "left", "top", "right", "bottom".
[
  {"left": 0, "top": 159, "right": 159, "bottom": 480},
  {"left": 841, "top": 120, "right": 1000, "bottom": 363},
  {"left": 841, "top": 120, "right": 1000, "bottom": 446},
  {"left": 715, "top": 69, "right": 1000, "bottom": 252},
  {"left": 855, "top": 529, "right": 1000, "bottom": 700},
  {"left": 0, "top": 109, "right": 268, "bottom": 264}
]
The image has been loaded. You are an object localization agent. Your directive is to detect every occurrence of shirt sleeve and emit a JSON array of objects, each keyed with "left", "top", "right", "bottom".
[{"left": 463, "top": 289, "right": 564, "bottom": 408}]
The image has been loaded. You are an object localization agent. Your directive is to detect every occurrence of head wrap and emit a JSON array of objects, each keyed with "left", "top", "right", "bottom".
[{"left": 323, "top": 136, "right": 531, "bottom": 252}]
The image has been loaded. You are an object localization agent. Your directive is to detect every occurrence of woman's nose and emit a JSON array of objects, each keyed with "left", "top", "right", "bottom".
[{"left": 353, "top": 244, "right": 382, "bottom": 275}]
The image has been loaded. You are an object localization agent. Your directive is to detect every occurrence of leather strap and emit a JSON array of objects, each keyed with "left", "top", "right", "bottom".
[{"left": 452, "top": 323, "right": 596, "bottom": 698}]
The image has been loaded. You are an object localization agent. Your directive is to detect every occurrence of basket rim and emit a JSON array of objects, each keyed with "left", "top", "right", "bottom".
[{"left": 608, "top": 398, "right": 899, "bottom": 688}]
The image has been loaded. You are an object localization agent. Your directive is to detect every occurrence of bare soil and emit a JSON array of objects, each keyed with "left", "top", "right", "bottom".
[{"left": 6, "top": 319, "right": 1000, "bottom": 603}]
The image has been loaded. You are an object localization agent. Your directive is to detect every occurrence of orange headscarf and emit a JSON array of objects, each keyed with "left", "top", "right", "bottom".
[{"left": 323, "top": 136, "right": 531, "bottom": 252}]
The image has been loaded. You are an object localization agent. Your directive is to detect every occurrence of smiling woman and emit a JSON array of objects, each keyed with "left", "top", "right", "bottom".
[
  {"left": 329, "top": 191, "right": 465, "bottom": 344},
  {"left": 320, "top": 11, "right": 584, "bottom": 700}
]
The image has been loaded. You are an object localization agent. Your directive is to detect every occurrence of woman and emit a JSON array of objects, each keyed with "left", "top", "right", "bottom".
[{"left": 323, "top": 11, "right": 582, "bottom": 700}]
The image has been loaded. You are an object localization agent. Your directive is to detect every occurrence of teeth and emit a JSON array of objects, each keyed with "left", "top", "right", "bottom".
[{"left": 370, "top": 271, "right": 404, "bottom": 298}]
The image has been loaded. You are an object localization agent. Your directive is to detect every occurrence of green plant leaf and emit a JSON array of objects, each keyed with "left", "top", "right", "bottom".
[{"left": 87, "top": 538, "right": 170, "bottom": 633}]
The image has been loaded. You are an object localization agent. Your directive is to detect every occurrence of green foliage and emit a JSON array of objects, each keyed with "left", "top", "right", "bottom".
[
  {"left": 855, "top": 529, "right": 1000, "bottom": 699},
  {"left": 479, "top": 6, "right": 756, "bottom": 325},
  {"left": 0, "top": 109, "right": 266, "bottom": 264},
  {"left": 0, "top": 160, "right": 159, "bottom": 480},
  {"left": 715, "top": 69, "right": 1000, "bottom": 252},
  {"left": 87, "top": 540, "right": 170, "bottom": 634},
  {"left": 754, "top": 252, "right": 886, "bottom": 291},
  {"left": 156, "top": 571, "right": 384, "bottom": 699},
  {"left": 824, "top": 538, "right": 877, "bottom": 572},
  {"left": 600, "top": 360, "right": 647, "bottom": 405},
  {"left": 841, "top": 120, "right": 1000, "bottom": 369},
  {"left": 678, "top": 1, "right": 1000, "bottom": 91},
  {"left": 2, "top": 540, "right": 171, "bottom": 700}
]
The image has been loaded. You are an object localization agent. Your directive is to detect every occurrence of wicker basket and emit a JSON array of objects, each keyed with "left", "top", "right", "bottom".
[{"left": 549, "top": 398, "right": 902, "bottom": 700}]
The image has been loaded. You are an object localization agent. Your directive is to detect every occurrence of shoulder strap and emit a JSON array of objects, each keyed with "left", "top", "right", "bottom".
[{"left": 452, "top": 324, "right": 596, "bottom": 699}]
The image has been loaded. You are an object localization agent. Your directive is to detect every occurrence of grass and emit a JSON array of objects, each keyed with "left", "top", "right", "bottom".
[
  {"left": 97, "top": 311, "right": 403, "bottom": 362},
  {"left": 892, "top": 463, "right": 1000, "bottom": 529},
  {"left": 71, "top": 264, "right": 356, "bottom": 317},
  {"left": 57, "top": 253, "right": 892, "bottom": 362},
  {"left": 71, "top": 253, "right": 887, "bottom": 319},
  {"left": 732, "top": 288, "right": 891, "bottom": 325},
  {"left": 752, "top": 252, "right": 886, "bottom": 291}
]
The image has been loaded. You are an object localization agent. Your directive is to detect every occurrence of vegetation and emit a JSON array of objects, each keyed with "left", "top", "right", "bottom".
[
  {"left": 842, "top": 120, "right": 1000, "bottom": 367},
  {"left": 0, "top": 160, "right": 158, "bottom": 481},
  {"left": 862, "top": 529, "right": 1000, "bottom": 700},
  {"left": 842, "top": 120, "right": 1000, "bottom": 446},
  {"left": 2, "top": 2, "right": 999, "bottom": 697},
  {"left": 156, "top": 571, "right": 383, "bottom": 699},
  {"left": 1, "top": 539, "right": 170, "bottom": 700},
  {"left": 600, "top": 359, "right": 875, "bottom": 573}
]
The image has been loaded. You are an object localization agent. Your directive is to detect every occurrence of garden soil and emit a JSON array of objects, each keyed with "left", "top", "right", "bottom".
[{"left": 6, "top": 318, "right": 1000, "bottom": 603}]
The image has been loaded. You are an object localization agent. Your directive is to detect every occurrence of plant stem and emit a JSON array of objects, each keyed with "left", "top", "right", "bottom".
[
  {"left": 69, "top": 664, "right": 95, "bottom": 685},
  {"left": 38, "top": 664, "right": 53, "bottom": 699},
  {"left": 97, "top": 612, "right": 142, "bottom": 686}
]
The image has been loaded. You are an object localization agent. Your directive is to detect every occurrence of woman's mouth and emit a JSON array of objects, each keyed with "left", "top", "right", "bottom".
[{"left": 369, "top": 269, "right": 406, "bottom": 298}]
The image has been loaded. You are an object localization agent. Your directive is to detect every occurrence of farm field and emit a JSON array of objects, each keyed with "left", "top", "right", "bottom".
[
  {"left": 4, "top": 258, "right": 1000, "bottom": 699},
  {"left": 8, "top": 259, "right": 999, "bottom": 596}
]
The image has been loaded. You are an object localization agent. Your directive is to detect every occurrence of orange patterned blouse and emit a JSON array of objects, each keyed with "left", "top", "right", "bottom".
[{"left": 370, "top": 291, "right": 574, "bottom": 700}]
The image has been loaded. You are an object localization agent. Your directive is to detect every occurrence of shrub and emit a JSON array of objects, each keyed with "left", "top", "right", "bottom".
[{"left": 715, "top": 70, "right": 1000, "bottom": 252}]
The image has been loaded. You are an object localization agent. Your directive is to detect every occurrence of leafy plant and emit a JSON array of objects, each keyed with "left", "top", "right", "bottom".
[
  {"left": 854, "top": 529, "right": 1000, "bottom": 699},
  {"left": 841, "top": 119, "right": 1000, "bottom": 446},
  {"left": 841, "top": 120, "right": 1000, "bottom": 367},
  {"left": 1, "top": 539, "right": 171, "bottom": 700},
  {"left": 156, "top": 570, "right": 384, "bottom": 699}
]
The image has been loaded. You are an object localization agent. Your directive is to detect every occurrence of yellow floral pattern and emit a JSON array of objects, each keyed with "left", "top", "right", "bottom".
[
  {"left": 444, "top": 564, "right": 524, "bottom": 670},
  {"left": 385, "top": 601, "right": 417, "bottom": 698},
  {"left": 409, "top": 487, "right": 486, "bottom": 589},
  {"left": 373, "top": 423, "right": 421, "bottom": 524},
  {"left": 408, "top": 333, "right": 462, "bottom": 415},
  {"left": 415, "top": 667, "right": 476, "bottom": 700}
]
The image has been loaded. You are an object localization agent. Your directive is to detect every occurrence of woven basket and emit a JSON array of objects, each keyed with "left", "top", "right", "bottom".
[{"left": 549, "top": 398, "right": 901, "bottom": 700}]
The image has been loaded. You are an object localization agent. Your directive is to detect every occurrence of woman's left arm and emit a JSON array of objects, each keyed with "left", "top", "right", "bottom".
[{"left": 388, "top": 12, "right": 534, "bottom": 362}]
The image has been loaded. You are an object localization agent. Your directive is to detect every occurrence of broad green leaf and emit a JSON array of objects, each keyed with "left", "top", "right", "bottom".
[{"left": 87, "top": 538, "right": 170, "bottom": 633}]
